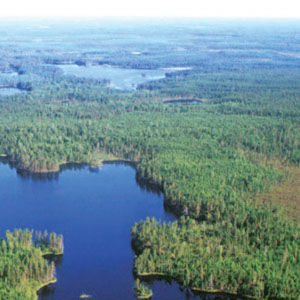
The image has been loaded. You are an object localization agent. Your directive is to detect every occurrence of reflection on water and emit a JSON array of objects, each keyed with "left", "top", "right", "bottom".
[{"left": 135, "top": 170, "right": 162, "bottom": 196}]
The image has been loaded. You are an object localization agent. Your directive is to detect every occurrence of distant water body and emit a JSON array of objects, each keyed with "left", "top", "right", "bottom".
[
  {"left": 0, "top": 87, "right": 25, "bottom": 96},
  {"left": 59, "top": 64, "right": 166, "bottom": 90}
]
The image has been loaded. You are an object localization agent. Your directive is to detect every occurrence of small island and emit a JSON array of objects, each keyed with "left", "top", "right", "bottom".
[
  {"left": 80, "top": 293, "right": 93, "bottom": 298},
  {"left": 134, "top": 279, "right": 153, "bottom": 299}
]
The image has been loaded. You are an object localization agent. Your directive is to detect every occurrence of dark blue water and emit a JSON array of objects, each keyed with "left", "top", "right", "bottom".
[{"left": 0, "top": 162, "right": 238, "bottom": 300}]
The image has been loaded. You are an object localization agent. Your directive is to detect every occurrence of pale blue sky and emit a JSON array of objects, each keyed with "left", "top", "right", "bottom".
[{"left": 0, "top": 0, "right": 300, "bottom": 18}]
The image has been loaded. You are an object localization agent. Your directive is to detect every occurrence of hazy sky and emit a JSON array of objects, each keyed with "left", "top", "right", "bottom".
[{"left": 0, "top": 0, "right": 300, "bottom": 18}]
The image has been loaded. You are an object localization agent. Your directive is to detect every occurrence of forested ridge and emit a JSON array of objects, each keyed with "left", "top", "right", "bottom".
[{"left": 0, "top": 19, "right": 300, "bottom": 300}]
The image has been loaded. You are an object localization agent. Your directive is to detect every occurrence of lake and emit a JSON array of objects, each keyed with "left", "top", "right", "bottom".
[
  {"left": 58, "top": 64, "right": 166, "bottom": 90},
  {"left": 0, "top": 161, "right": 240, "bottom": 300},
  {"left": 0, "top": 87, "right": 25, "bottom": 96},
  {"left": 163, "top": 99, "right": 203, "bottom": 105}
]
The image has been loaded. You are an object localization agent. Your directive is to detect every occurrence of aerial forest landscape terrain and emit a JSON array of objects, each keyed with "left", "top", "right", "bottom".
[{"left": 0, "top": 18, "right": 299, "bottom": 300}]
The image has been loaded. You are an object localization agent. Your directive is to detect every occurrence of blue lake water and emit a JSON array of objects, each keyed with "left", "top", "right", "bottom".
[
  {"left": 59, "top": 64, "right": 166, "bottom": 90},
  {"left": 0, "top": 87, "right": 25, "bottom": 96},
  {"left": 0, "top": 161, "right": 240, "bottom": 300}
]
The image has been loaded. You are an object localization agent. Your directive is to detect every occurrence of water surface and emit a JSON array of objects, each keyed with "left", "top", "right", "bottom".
[
  {"left": 59, "top": 64, "right": 166, "bottom": 90},
  {"left": 163, "top": 99, "right": 203, "bottom": 105},
  {"left": 0, "top": 87, "right": 25, "bottom": 96},
  {"left": 0, "top": 162, "right": 240, "bottom": 300}
]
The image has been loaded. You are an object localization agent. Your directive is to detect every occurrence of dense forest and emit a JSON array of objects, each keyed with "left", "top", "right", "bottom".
[{"left": 0, "top": 19, "right": 299, "bottom": 299}]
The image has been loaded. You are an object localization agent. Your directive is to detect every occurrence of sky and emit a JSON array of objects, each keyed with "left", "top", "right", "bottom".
[{"left": 0, "top": 0, "right": 300, "bottom": 18}]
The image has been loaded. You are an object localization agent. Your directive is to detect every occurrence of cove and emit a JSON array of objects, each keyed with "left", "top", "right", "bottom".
[{"left": 0, "top": 162, "right": 242, "bottom": 300}]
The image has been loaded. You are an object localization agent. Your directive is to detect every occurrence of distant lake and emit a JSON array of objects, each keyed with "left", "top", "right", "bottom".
[
  {"left": 0, "top": 72, "right": 18, "bottom": 77},
  {"left": 163, "top": 99, "right": 203, "bottom": 105},
  {"left": 0, "top": 87, "right": 25, "bottom": 96},
  {"left": 59, "top": 64, "right": 166, "bottom": 90},
  {"left": 0, "top": 162, "right": 242, "bottom": 300}
]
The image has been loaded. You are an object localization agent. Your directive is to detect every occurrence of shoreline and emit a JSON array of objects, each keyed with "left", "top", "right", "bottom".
[
  {"left": 137, "top": 273, "right": 259, "bottom": 300},
  {"left": 158, "top": 96, "right": 206, "bottom": 103},
  {"left": 34, "top": 278, "right": 57, "bottom": 300},
  {"left": 0, "top": 153, "right": 128, "bottom": 174},
  {"left": 34, "top": 249, "right": 64, "bottom": 299},
  {"left": 36, "top": 278, "right": 57, "bottom": 292},
  {"left": 42, "top": 250, "right": 64, "bottom": 256}
]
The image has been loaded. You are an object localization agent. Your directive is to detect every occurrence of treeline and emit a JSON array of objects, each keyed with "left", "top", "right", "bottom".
[
  {"left": 0, "top": 229, "right": 63, "bottom": 300},
  {"left": 139, "top": 69, "right": 300, "bottom": 113}
]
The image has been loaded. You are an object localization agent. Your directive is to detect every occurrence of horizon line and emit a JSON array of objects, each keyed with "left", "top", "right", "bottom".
[{"left": 1, "top": 16, "right": 300, "bottom": 20}]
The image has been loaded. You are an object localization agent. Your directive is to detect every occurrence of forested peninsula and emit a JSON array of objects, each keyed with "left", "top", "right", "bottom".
[{"left": 0, "top": 230, "right": 63, "bottom": 300}]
